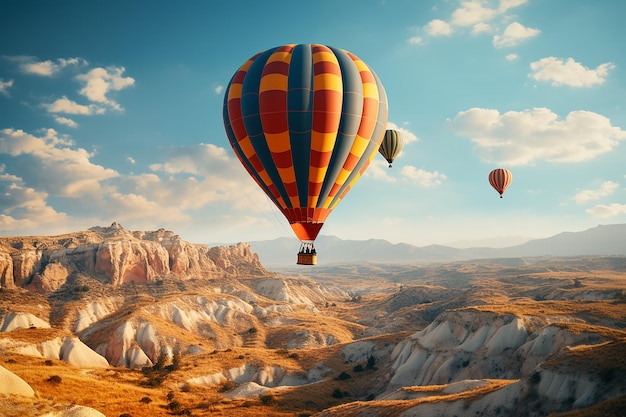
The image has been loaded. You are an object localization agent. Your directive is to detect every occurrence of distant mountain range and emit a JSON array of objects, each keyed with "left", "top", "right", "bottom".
[{"left": 248, "top": 223, "right": 626, "bottom": 267}]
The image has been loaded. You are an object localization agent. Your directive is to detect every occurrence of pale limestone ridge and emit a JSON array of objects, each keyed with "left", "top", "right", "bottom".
[
  {"left": 0, "top": 311, "right": 51, "bottom": 331},
  {"left": 389, "top": 310, "right": 605, "bottom": 388},
  {"left": 0, "top": 222, "right": 267, "bottom": 289},
  {"left": 0, "top": 364, "right": 35, "bottom": 397},
  {"left": 376, "top": 308, "right": 621, "bottom": 416}
]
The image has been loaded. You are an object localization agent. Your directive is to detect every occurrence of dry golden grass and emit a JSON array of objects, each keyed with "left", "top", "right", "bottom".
[
  {"left": 544, "top": 338, "right": 626, "bottom": 372},
  {"left": 468, "top": 299, "right": 626, "bottom": 322},
  {"left": 547, "top": 394, "right": 626, "bottom": 417},
  {"left": 315, "top": 379, "right": 518, "bottom": 417},
  {"left": 0, "top": 288, "right": 51, "bottom": 321},
  {"left": 1, "top": 330, "right": 409, "bottom": 417}
]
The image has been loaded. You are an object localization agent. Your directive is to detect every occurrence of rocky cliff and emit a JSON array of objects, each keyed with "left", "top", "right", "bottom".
[{"left": 0, "top": 223, "right": 268, "bottom": 290}]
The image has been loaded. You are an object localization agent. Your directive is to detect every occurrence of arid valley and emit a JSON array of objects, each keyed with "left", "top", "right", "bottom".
[{"left": 1, "top": 224, "right": 625, "bottom": 416}]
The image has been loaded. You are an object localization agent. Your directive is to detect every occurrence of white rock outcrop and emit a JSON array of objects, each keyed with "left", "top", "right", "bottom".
[
  {"left": 0, "top": 312, "right": 50, "bottom": 331},
  {"left": 60, "top": 337, "right": 109, "bottom": 368},
  {"left": 0, "top": 365, "right": 35, "bottom": 397},
  {"left": 389, "top": 309, "right": 608, "bottom": 389}
]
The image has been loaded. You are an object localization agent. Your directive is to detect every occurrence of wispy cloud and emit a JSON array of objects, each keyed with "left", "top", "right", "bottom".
[
  {"left": 386, "top": 121, "right": 419, "bottom": 144},
  {"left": 6, "top": 56, "right": 87, "bottom": 76},
  {"left": 493, "top": 22, "right": 540, "bottom": 47},
  {"left": 451, "top": 1, "right": 497, "bottom": 27},
  {"left": 0, "top": 164, "right": 69, "bottom": 230},
  {"left": 407, "top": 36, "right": 424, "bottom": 45},
  {"left": 506, "top": 53, "right": 519, "bottom": 61},
  {"left": 586, "top": 203, "right": 626, "bottom": 218},
  {"left": 0, "top": 127, "right": 268, "bottom": 234},
  {"left": 44, "top": 96, "right": 100, "bottom": 115},
  {"left": 214, "top": 85, "right": 224, "bottom": 95},
  {"left": 575, "top": 181, "right": 619, "bottom": 204},
  {"left": 401, "top": 165, "right": 447, "bottom": 187},
  {"left": 451, "top": 107, "right": 626, "bottom": 166},
  {"left": 4, "top": 56, "right": 134, "bottom": 117},
  {"left": 409, "top": 0, "right": 538, "bottom": 48},
  {"left": 364, "top": 159, "right": 398, "bottom": 183},
  {"left": 0, "top": 78, "right": 13, "bottom": 96},
  {"left": 0, "top": 128, "right": 118, "bottom": 197},
  {"left": 424, "top": 19, "right": 454, "bottom": 36},
  {"left": 54, "top": 116, "right": 78, "bottom": 128},
  {"left": 529, "top": 57, "right": 615, "bottom": 87},
  {"left": 76, "top": 66, "right": 135, "bottom": 111}
]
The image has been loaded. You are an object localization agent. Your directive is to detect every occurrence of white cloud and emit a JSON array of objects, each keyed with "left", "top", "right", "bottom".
[
  {"left": 386, "top": 121, "right": 419, "bottom": 144},
  {"left": 0, "top": 168, "right": 69, "bottom": 231},
  {"left": 493, "top": 22, "right": 540, "bottom": 47},
  {"left": 400, "top": 166, "right": 447, "bottom": 187},
  {"left": 586, "top": 203, "right": 626, "bottom": 218},
  {"left": 529, "top": 57, "right": 615, "bottom": 87},
  {"left": 106, "top": 192, "right": 191, "bottom": 223},
  {"left": 45, "top": 97, "right": 96, "bottom": 115},
  {"left": 411, "top": 0, "right": 530, "bottom": 45},
  {"left": 506, "top": 53, "right": 519, "bottom": 61},
  {"left": 15, "top": 56, "right": 87, "bottom": 76},
  {"left": 147, "top": 143, "right": 268, "bottom": 212},
  {"left": 54, "top": 116, "right": 78, "bottom": 128},
  {"left": 0, "top": 128, "right": 119, "bottom": 197},
  {"left": 0, "top": 124, "right": 284, "bottom": 237},
  {"left": 214, "top": 85, "right": 224, "bottom": 95},
  {"left": 424, "top": 19, "right": 454, "bottom": 36},
  {"left": 451, "top": 1, "right": 497, "bottom": 27},
  {"left": 76, "top": 66, "right": 135, "bottom": 110},
  {"left": 363, "top": 159, "right": 398, "bottom": 183},
  {"left": 0, "top": 78, "right": 13, "bottom": 96},
  {"left": 127, "top": 157, "right": 136, "bottom": 164},
  {"left": 471, "top": 22, "right": 492, "bottom": 35},
  {"left": 497, "top": 0, "right": 528, "bottom": 13},
  {"left": 574, "top": 181, "right": 619, "bottom": 204},
  {"left": 407, "top": 36, "right": 424, "bottom": 45},
  {"left": 451, "top": 107, "right": 626, "bottom": 166}
]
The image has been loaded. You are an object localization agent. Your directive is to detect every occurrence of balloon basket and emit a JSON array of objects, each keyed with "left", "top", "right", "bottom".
[{"left": 297, "top": 252, "right": 317, "bottom": 265}]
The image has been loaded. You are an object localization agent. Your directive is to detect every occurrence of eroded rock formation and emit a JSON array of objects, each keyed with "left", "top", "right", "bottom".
[{"left": 0, "top": 223, "right": 268, "bottom": 290}]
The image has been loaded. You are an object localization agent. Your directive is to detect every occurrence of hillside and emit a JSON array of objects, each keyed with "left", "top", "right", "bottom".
[
  {"left": 1, "top": 225, "right": 626, "bottom": 416},
  {"left": 249, "top": 223, "right": 626, "bottom": 267}
]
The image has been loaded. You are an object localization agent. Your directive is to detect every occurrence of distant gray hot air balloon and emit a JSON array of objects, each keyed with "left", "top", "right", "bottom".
[{"left": 378, "top": 129, "right": 403, "bottom": 167}]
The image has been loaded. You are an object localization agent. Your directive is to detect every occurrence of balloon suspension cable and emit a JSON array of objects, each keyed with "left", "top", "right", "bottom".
[{"left": 260, "top": 192, "right": 300, "bottom": 244}]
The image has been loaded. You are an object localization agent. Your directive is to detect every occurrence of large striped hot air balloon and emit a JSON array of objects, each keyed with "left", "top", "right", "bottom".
[
  {"left": 488, "top": 168, "right": 512, "bottom": 198},
  {"left": 223, "top": 44, "right": 388, "bottom": 265},
  {"left": 379, "top": 129, "right": 403, "bottom": 167}
]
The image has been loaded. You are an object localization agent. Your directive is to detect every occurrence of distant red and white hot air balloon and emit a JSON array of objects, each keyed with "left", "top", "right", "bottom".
[{"left": 488, "top": 168, "right": 512, "bottom": 198}]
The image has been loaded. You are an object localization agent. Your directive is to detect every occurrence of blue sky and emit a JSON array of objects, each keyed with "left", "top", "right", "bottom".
[{"left": 1, "top": 0, "right": 625, "bottom": 248}]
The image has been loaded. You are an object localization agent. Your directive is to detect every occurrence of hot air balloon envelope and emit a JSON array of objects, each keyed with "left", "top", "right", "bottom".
[
  {"left": 489, "top": 168, "right": 512, "bottom": 198},
  {"left": 223, "top": 44, "right": 388, "bottom": 264},
  {"left": 379, "top": 129, "right": 403, "bottom": 167}
]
